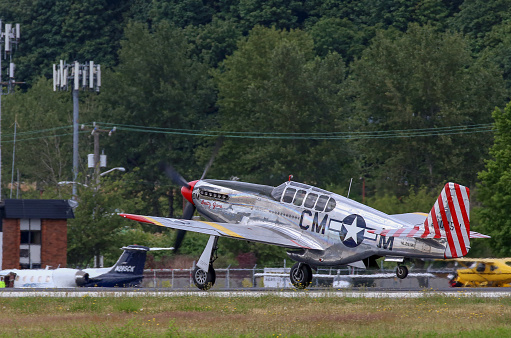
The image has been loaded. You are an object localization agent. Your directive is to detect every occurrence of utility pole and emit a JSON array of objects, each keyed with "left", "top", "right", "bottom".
[
  {"left": 0, "top": 22, "right": 20, "bottom": 200},
  {"left": 89, "top": 122, "right": 116, "bottom": 185},
  {"left": 81, "top": 122, "right": 116, "bottom": 185},
  {"left": 53, "top": 60, "right": 101, "bottom": 198}
]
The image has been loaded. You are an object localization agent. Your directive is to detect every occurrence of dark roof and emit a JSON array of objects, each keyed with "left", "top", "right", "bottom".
[{"left": 2, "top": 199, "right": 75, "bottom": 219}]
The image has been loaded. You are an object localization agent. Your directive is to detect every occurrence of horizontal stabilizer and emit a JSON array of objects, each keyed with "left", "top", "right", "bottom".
[
  {"left": 368, "top": 228, "right": 490, "bottom": 239},
  {"left": 468, "top": 231, "right": 491, "bottom": 239}
]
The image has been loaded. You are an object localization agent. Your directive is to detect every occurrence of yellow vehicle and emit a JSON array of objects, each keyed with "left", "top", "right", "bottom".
[{"left": 449, "top": 258, "right": 511, "bottom": 287}]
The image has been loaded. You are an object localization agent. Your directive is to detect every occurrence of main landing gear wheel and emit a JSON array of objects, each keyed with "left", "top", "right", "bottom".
[
  {"left": 396, "top": 265, "right": 408, "bottom": 279},
  {"left": 290, "top": 263, "right": 313, "bottom": 289},
  {"left": 193, "top": 265, "right": 216, "bottom": 290}
]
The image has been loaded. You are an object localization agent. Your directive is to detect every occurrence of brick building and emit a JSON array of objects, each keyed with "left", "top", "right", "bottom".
[{"left": 0, "top": 199, "right": 74, "bottom": 270}]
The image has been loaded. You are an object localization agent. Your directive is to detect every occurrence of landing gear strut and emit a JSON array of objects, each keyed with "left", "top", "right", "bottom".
[
  {"left": 396, "top": 265, "right": 408, "bottom": 279},
  {"left": 290, "top": 262, "right": 313, "bottom": 289},
  {"left": 192, "top": 235, "right": 219, "bottom": 290}
]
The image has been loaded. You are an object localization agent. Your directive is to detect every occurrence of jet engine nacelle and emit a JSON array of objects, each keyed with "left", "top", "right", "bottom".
[
  {"left": 75, "top": 271, "right": 89, "bottom": 287},
  {"left": 51, "top": 268, "right": 90, "bottom": 288}
]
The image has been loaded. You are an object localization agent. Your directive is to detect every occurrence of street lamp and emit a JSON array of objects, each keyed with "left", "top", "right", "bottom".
[
  {"left": 57, "top": 181, "right": 89, "bottom": 187},
  {"left": 99, "top": 167, "right": 126, "bottom": 177}
]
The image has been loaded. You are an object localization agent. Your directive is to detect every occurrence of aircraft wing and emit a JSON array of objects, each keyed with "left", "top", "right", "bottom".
[{"left": 120, "top": 213, "right": 324, "bottom": 250}]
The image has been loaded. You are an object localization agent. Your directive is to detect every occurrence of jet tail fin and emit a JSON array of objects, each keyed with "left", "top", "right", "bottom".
[{"left": 109, "top": 245, "right": 150, "bottom": 275}]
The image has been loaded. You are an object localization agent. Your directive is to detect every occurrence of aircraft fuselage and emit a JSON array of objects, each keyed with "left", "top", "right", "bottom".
[{"left": 192, "top": 179, "right": 446, "bottom": 267}]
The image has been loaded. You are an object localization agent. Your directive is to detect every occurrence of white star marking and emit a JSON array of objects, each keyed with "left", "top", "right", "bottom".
[{"left": 343, "top": 217, "right": 364, "bottom": 244}]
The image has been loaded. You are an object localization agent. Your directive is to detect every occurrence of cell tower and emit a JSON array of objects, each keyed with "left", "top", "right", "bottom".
[
  {"left": 0, "top": 21, "right": 21, "bottom": 200},
  {"left": 53, "top": 60, "right": 101, "bottom": 198}
]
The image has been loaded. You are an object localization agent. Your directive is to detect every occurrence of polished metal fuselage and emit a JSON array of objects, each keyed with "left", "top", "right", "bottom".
[{"left": 191, "top": 179, "right": 446, "bottom": 267}]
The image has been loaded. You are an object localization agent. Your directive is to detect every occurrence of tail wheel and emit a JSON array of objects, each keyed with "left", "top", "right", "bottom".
[
  {"left": 290, "top": 263, "right": 312, "bottom": 289},
  {"left": 396, "top": 265, "right": 408, "bottom": 279},
  {"left": 193, "top": 265, "right": 216, "bottom": 290}
]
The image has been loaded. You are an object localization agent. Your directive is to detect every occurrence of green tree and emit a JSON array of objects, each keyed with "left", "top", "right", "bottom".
[
  {"left": 477, "top": 102, "right": 511, "bottom": 257},
  {"left": 97, "top": 22, "right": 215, "bottom": 216},
  {"left": 213, "top": 26, "right": 354, "bottom": 186},
  {"left": 478, "top": 20, "right": 511, "bottom": 91},
  {"left": 146, "top": 0, "right": 216, "bottom": 27},
  {"left": 1, "top": 76, "right": 105, "bottom": 196},
  {"left": 187, "top": 18, "right": 243, "bottom": 67},
  {"left": 1, "top": 77, "right": 74, "bottom": 192},
  {"left": 307, "top": 17, "right": 366, "bottom": 62},
  {"left": 67, "top": 171, "right": 154, "bottom": 266},
  {"left": 350, "top": 24, "right": 506, "bottom": 194},
  {"left": 236, "top": 0, "right": 310, "bottom": 31},
  {"left": 365, "top": 185, "right": 440, "bottom": 215},
  {"left": 0, "top": 0, "right": 131, "bottom": 86},
  {"left": 449, "top": 0, "right": 511, "bottom": 53}
]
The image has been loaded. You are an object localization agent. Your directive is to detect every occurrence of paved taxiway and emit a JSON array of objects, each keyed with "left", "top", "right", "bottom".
[{"left": 0, "top": 287, "right": 510, "bottom": 298}]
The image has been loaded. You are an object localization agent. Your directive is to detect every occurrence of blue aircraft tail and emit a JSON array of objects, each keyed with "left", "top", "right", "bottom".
[
  {"left": 110, "top": 245, "right": 149, "bottom": 275},
  {"left": 83, "top": 245, "right": 149, "bottom": 287}
]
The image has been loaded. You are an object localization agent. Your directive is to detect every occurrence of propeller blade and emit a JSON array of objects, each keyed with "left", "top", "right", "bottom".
[
  {"left": 174, "top": 202, "right": 196, "bottom": 253},
  {"left": 161, "top": 162, "right": 190, "bottom": 189},
  {"left": 174, "top": 230, "right": 186, "bottom": 254},
  {"left": 200, "top": 137, "right": 224, "bottom": 180},
  {"left": 182, "top": 201, "right": 196, "bottom": 219}
]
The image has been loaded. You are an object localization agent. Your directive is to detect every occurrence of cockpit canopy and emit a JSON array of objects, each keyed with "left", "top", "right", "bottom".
[{"left": 271, "top": 181, "right": 336, "bottom": 212}]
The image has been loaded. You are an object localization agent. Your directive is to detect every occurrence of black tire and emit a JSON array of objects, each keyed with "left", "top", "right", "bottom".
[
  {"left": 396, "top": 265, "right": 408, "bottom": 279},
  {"left": 193, "top": 265, "right": 216, "bottom": 290},
  {"left": 290, "top": 263, "right": 312, "bottom": 289},
  {"left": 304, "top": 264, "right": 313, "bottom": 285}
]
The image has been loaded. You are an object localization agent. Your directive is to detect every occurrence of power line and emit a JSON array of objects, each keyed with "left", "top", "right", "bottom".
[
  {"left": 0, "top": 122, "right": 496, "bottom": 143},
  {"left": 96, "top": 121, "right": 495, "bottom": 136},
  {"left": 97, "top": 122, "right": 495, "bottom": 140}
]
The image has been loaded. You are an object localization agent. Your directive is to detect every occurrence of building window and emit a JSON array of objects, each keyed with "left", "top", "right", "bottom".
[{"left": 20, "top": 231, "right": 41, "bottom": 244}]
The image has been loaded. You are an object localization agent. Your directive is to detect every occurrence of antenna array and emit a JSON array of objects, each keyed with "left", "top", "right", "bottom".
[{"left": 52, "top": 60, "right": 101, "bottom": 92}]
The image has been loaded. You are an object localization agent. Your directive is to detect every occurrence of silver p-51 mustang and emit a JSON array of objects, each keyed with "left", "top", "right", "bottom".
[{"left": 121, "top": 176, "right": 489, "bottom": 290}]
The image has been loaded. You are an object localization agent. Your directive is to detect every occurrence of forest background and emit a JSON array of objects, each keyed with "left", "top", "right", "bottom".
[{"left": 1, "top": 0, "right": 511, "bottom": 268}]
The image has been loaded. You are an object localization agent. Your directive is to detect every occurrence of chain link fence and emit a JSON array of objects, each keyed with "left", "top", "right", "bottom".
[{"left": 142, "top": 264, "right": 453, "bottom": 289}]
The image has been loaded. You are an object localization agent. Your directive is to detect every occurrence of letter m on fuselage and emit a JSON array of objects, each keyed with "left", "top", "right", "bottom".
[
  {"left": 311, "top": 213, "right": 328, "bottom": 234},
  {"left": 377, "top": 235, "right": 394, "bottom": 250}
]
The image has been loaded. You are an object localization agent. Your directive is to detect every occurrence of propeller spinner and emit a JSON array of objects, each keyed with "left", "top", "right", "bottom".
[{"left": 181, "top": 180, "right": 198, "bottom": 205}]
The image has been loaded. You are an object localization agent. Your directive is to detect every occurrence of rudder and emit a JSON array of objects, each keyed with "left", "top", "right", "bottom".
[
  {"left": 110, "top": 245, "right": 149, "bottom": 275},
  {"left": 423, "top": 183, "right": 470, "bottom": 258}
]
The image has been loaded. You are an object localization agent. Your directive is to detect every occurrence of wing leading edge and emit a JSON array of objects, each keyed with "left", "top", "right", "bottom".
[{"left": 119, "top": 213, "right": 324, "bottom": 250}]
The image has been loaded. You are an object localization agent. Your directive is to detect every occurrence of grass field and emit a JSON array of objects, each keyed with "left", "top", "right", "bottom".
[{"left": 0, "top": 292, "right": 510, "bottom": 337}]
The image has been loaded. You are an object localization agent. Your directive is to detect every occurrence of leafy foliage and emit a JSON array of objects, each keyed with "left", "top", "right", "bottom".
[
  {"left": 67, "top": 171, "right": 158, "bottom": 266},
  {"left": 365, "top": 185, "right": 440, "bottom": 215},
  {"left": 2, "top": 77, "right": 73, "bottom": 190},
  {"left": 477, "top": 102, "right": 511, "bottom": 257},
  {"left": 351, "top": 24, "right": 506, "bottom": 193},
  {"left": 97, "top": 22, "right": 215, "bottom": 216},
  {"left": 213, "top": 26, "right": 354, "bottom": 186},
  {"left": 0, "top": 0, "right": 129, "bottom": 86}
]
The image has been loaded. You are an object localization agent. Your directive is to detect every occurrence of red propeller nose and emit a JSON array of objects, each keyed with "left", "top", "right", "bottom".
[{"left": 181, "top": 180, "right": 198, "bottom": 205}]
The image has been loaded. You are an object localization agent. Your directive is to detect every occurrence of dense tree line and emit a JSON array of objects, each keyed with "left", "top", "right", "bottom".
[{"left": 0, "top": 0, "right": 509, "bottom": 265}]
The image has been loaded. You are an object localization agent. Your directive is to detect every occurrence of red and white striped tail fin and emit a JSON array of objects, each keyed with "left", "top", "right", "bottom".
[
  {"left": 367, "top": 183, "right": 489, "bottom": 249},
  {"left": 426, "top": 182, "right": 471, "bottom": 258}
]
